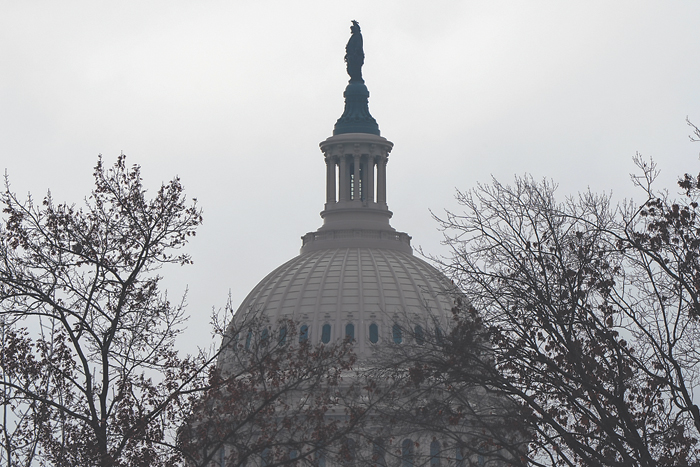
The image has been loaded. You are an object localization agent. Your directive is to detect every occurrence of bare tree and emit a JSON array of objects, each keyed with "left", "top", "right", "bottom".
[
  {"left": 0, "top": 156, "right": 381, "bottom": 467},
  {"left": 396, "top": 157, "right": 700, "bottom": 466},
  {"left": 0, "top": 155, "right": 207, "bottom": 466},
  {"left": 181, "top": 315, "right": 375, "bottom": 467}
]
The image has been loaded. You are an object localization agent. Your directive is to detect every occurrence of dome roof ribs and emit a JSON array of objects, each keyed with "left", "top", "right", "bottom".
[
  {"left": 401, "top": 252, "right": 450, "bottom": 321},
  {"left": 356, "top": 248, "right": 365, "bottom": 316},
  {"left": 272, "top": 251, "right": 319, "bottom": 320},
  {"left": 254, "top": 257, "right": 300, "bottom": 320},
  {"left": 334, "top": 249, "right": 351, "bottom": 334},
  {"left": 366, "top": 249, "right": 387, "bottom": 314},
  {"left": 375, "top": 249, "right": 410, "bottom": 317},
  {"left": 310, "top": 249, "right": 342, "bottom": 333},
  {"left": 293, "top": 249, "right": 333, "bottom": 317}
]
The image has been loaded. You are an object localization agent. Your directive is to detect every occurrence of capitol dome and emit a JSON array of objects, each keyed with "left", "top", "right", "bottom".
[
  {"left": 200, "top": 22, "right": 518, "bottom": 467},
  {"left": 224, "top": 28, "right": 457, "bottom": 359}
]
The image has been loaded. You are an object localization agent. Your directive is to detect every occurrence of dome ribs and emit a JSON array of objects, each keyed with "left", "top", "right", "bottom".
[
  {"left": 374, "top": 249, "right": 410, "bottom": 319},
  {"left": 309, "top": 249, "right": 342, "bottom": 344},
  {"left": 271, "top": 252, "right": 319, "bottom": 321}
]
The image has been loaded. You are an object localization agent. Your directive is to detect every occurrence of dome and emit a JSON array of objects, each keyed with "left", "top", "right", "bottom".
[
  {"left": 201, "top": 23, "right": 517, "bottom": 467},
  {"left": 221, "top": 22, "right": 459, "bottom": 361},
  {"left": 232, "top": 247, "right": 455, "bottom": 357}
]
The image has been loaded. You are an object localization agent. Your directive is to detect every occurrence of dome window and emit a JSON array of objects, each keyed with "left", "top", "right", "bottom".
[
  {"left": 343, "top": 438, "right": 357, "bottom": 462},
  {"left": 414, "top": 325, "right": 424, "bottom": 345},
  {"left": 372, "top": 439, "right": 386, "bottom": 467},
  {"left": 314, "top": 448, "right": 326, "bottom": 467},
  {"left": 401, "top": 439, "right": 414, "bottom": 467},
  {"left": 279, "top": 326, "right": 287, "bottom": 346},
  {"left": 455, "top": 447, "right": 464, "bottom": 467},
  {"left": 392, "top": 324, "right": 403, "bottom": 344},
  {"left": 262, "top": 448, "right": 272, "bottom": 467},
  {"left": 321, "top": 324, "right": 331, "bottom": 343},
  {"left": 435, "top": 326, "right": 444, "bottom": 345},
  {"left": 430, "top": 440, "right": 440, "bottom": 467},
  {"left": 245, "top": 330, "right": 253, "bottom": 351},
  {"left": 369, "top": 323, "right": 379, "bottom": 344},
  {"left": 299, "top": 324, "right": 309, "bottom": 343},
  {"left": 345, "top": 323, "right": 355, "bottom": 341}
]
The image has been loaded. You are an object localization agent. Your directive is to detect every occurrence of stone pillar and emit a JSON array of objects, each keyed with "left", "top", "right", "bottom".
[
  {"left": 353, "top": 153, "right": 361, "bottom": 201},
  {"left": 366, "top": 155, "right": 375, "bottom": 203},
  {"left": 338, "top": 155, "right": 349, "bottom": 202},
  {"left": 377, "top": 156, "right": 387, "bottom": 204},
  {"left": 325, "top": 156, "right": 336, "bottom": 203}
]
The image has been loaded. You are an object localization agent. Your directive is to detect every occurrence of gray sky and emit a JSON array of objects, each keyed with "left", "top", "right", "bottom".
[{"left": 2, "top": 1, "right": 700, "bottom": 354}]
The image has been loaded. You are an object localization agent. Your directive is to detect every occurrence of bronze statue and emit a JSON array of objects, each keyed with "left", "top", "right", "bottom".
[
  {"left": 334, "top": 20, "right": 379, "bottom": 135},
  {"left": 345, "top": 20, "right": 364, "bottom": 82}
]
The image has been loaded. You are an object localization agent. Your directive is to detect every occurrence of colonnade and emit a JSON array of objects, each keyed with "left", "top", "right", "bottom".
[{"left": 325, "top": 153, "right": 388, "bottom": 205}]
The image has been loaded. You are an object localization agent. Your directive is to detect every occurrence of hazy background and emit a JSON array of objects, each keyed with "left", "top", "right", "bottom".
[{"left": 2, "top": 1, "right": 699, "bottom": 354}]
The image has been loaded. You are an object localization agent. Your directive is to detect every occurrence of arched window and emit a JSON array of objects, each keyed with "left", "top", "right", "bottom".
[
  {"left": 414, "top": 325, "right": 424, "bottom": 345},
  {"left": 369, "top": 323, "right": 379, "bottom": 343},
  {"left": 435, "top": 326, "right": 444, "bottom": 345},
  {"left": 345, "top": 323, "right": 355, "bottom": 341},
  {"left": 314, "top": 449, "right": 326, "bottom": 467},
  {"left": 372, "top": 439, "right": 386, "bottom": 467},
  {"left": 401, "top": 439, "right": 414, "bottom": 467},
  {"left": 261, "top": 328, "right": 269, "bottom": 346},
  {"left": 393, "top": 324, "right": 403, "bottom": 344},
  {"left": 321, "top": 324, "right": 331, "bottom": 344},
  {"left": 262, "top": 448, "right": 272, "bottom": 467},
  {"left": 219, "top": 447, "right": 226, "bottom": 467},
  {"left": 455, "top": 447, "right": 464, "bottom": 467},
  {"left": 279, "top": 326, "right": 287, "bottom": 346},
  {"left": 343, "top": 438, "right": 356, "bottom": 463},
  {"left": 430, "top": 440, "right": 440, "bottom": 467},
  {"left": 245, "top": 330, "right": 252, "bottom": 350},
  {"left": 299, "top": 324, "right": 309, "bottom": 343}
]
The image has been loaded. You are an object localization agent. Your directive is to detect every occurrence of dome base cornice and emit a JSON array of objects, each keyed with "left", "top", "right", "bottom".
[{"left": 300, "top": 228, "right": 412, "bottom": 254}]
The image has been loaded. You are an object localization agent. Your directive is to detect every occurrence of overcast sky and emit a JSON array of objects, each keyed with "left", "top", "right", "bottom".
[{"left": 2, "top": 1, "right": 700, "bottom": 354}]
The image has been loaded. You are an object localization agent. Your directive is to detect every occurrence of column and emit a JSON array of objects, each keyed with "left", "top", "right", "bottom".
[
  {"left": 377, "top": 156, "right": 387, "bottom": 204},
  {"left": 338, "top": 155, "right": 348, "bottom": 202},
  {"left": 367, "top": 155, "right": 375, "bottom": 203},
  {"left": 325, "top": 156, "right": 336, "bottom": 203},
  {"left": 353, "top": 154, "right": 361, "bottom": 201}
]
